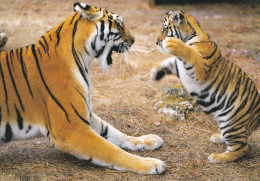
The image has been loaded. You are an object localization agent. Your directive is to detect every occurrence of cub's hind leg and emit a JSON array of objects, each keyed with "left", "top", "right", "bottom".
[
  {"left": 150, "top": 57, "right": 179, "bottom": 81},
  {"left": 208, "top": 127, "right": 249, "bottom": 163},
  {"left": 90, "top": 113, "right": 163, "bottom": 151}
]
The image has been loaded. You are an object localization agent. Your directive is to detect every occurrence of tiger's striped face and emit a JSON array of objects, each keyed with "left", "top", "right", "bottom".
[
  {"left": 156, "top": 11, "right": 198, "bottom": 48},
  {"left": 74, "top": 3, "right": 135, "bottom": 69}
]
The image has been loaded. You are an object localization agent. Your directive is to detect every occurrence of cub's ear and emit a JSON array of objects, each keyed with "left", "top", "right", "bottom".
[
  {"left": 170, "top": 11, "right": 185, "bottom": 26},
  {"left": 73, "top": 2, "right": 103, "bottom": 21}
]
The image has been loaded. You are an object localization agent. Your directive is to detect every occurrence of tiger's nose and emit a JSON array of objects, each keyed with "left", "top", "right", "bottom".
[{"left": 130, "top": 37, "right": 135, "bottom": 45}]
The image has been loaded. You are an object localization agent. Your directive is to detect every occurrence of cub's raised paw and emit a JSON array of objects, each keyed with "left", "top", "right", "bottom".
[
  {"left": 128, "top": 134, "right": 163, "bottom": 151},
  {"left": 210, "top": 134, "right": 225, "bottom": 144},
  {"left": 162, "top": 37, "right": 186, "bottom": 56},
  {"left": 138, "top": 157, "right": 166, "bottom": 174}
]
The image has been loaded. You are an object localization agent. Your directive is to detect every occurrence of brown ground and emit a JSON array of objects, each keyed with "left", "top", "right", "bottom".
[{"left": 0, "top": 0, "right": 259, "bottom": 180}]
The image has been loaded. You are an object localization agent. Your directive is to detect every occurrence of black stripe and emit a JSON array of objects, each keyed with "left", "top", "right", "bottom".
[
  {"left": 49, "top": 34, "right": 52, "bottom": 41},
  {"left": 202, "top": 61, "right": 229, "bottom": 93},
  {"left": 91, "top": 26, "right": 99, "bottom": 54},
  {"left": 0, "top": 107, "right": 1, "bottom": 126},
  {"left": 71, "top": 103, "right": 89, "bottom": 125},
  {"left": 173, "top": 26, "right": 179, "bottom": 39},
  {"left": 10, "top": 50, "right": 15, "bottom": 71},
  {"left": 108, "top": 19, "right": 112, "bottom": 32},
  {"left": 184, "top": 31, "right": 197, "bottom": 43},
  {"left": 222, "top": 125, "right": 245, "bottom": 137},
  {"left": 205, "top": 95, "right": 226, "bottom": 114},
  {"left": 31, "top": 44, "right": 71, "bottom": 123},
  {"left": 42, "top": 98, "right": 55, "bottom": 138},
  {"left": 84, "top": 46, "right": 90, "bottom": 56},
  {"left": 185, "top": 65, "right": 193, "bottom": 70},
  {"left": 56, "top": 21, "right": 65, "bottom": 47},
  {"left": 37, "top": 47, "right": 42, "bottom": 59},
  {"left": 39, "top": 40, "right": 47, "bottom": 53},
  {"left": 101, "top": 125, "right": 108, "bottom": 138},
  {"left": 74, "top": 87, "right": 87, "bottom": 103},
  {"left": 228, "top": 97, "right": 248, "bottom": 121},
  {"left": 175, "top": 60, "right": 180, "bottom": 78},
  {"left": 218, "top": 105, "right": 234, "bottom": 117},
  {"left": 198, "top": 93, "right": 209, "bottom": 99},
  {"left": 241, "top": 77, "right": 250, "bottom": 99},
  {"left": 72, "top": 20, "right": 89, "bottom": 87},
  {"left": 203, "top": 42, "right": 218, "bottom": 59},
  {"left": 14, "top": 104, "right": 23, "bottom": 130},
  {"left": 3, "top": 123, "right": 13, "bottom": 142},
  {"left": 0, "top": 52, "right": 9, "bottom": 114},
  {"left": 41, "top": 36, "right": 50, "bottom": 58},
  {"left": 19, "top": 48, "right": 33, "bottom": 97},
  {"left": 70, "top": 12, "right": 78, "bottom": 25},
  {"left": 6, "top": 52, "right": 25, "bottom": 111},
  {"left": 100, "top": 20, "right": 105, "bottom": 40},
  {"left": 96, "top": 45, "right": 105, "bottom": 58},
  {"left": 189, "top": 40, "right": 213, "bottom": 46},
  {"left": 197, "top": 91, "right": 216, "bottom": 108}
]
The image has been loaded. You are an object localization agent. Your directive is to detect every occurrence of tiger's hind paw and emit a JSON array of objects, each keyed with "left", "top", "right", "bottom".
[{"left": 210, "top": 134, "right": 225, "bottom": 144}]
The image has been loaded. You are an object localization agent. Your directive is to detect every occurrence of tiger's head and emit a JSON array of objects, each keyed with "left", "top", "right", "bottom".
[
  {"left": 156, "top": 11, "right": 201, "bottom": 48},
  {"left": 73, "top": 2, "right": 135, "bottom": 69}
]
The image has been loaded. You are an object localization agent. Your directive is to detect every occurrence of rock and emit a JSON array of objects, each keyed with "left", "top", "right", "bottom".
[
  {"left": 0, "top": 26, "right": 8, "bottom": 49},
  {"left": 154, "top": 86, "right": 200, "bottom": 120}
]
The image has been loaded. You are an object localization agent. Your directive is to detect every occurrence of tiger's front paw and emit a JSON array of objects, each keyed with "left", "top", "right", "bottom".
[
  {"left": 137, "top": 157, "right": 166, "bottom": 174},
  {"left": 162, "top": 37, "right": 187, "bottom": 57},
  {"left": 128, "top": 134, "right": 163, "bottom": 151}
]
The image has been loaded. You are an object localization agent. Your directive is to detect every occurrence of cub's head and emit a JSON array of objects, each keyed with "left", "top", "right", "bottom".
[
  {"left": 156, "top": 11, "right": 201, "bottom": 48},
  {"left": 73, "top": 3, "right": 135, "bottom": 69}
]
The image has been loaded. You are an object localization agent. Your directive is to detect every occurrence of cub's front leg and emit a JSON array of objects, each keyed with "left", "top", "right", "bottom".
[{"left": 161, "top": 37, "right": 208, "bottom": 81}]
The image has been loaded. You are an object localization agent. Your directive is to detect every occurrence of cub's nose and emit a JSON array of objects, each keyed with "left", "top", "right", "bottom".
[{"left": 156, "top": 40, "right": 162, "bottom": 47}]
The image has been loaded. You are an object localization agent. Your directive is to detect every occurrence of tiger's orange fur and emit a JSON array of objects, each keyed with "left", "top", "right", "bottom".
[{"left": 0, "top": 3, "right": 165, "bottom": 174}]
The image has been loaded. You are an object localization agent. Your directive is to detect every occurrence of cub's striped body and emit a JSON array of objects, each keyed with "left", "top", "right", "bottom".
[
  {"left": 0, "top": 3, "right": 166, "bottom": 174},
  {"left": 152, "top": 10, "right": 260, "bottom": 163}
]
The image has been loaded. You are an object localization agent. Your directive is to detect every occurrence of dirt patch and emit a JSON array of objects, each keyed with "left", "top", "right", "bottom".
[{"left": 0, "top": 0, "right": 259, "bottom": 180}]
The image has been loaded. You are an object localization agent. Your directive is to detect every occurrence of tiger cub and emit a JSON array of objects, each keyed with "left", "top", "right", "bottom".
[
  {"left": 0, "top": 3, "right": 166, "bottom": 174},
  {"left": 151, "top": 10, "right": 260, "bottom": 163}
]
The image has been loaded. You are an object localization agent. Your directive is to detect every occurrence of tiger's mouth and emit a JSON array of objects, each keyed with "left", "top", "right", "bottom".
[{"left": 107, "top": 42, "right": 132, "bottom": 65}]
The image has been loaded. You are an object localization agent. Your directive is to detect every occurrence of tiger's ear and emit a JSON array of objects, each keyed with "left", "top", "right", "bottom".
[
  {"left": 170, "top": 11, "right": 185, "bottom": 26},
  {"left": 73, "top": 2, "right": 103, "bottom": 21}
]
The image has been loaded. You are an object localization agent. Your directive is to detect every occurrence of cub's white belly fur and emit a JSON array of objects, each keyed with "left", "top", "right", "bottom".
[{"left": 177, "top": 59, "right": 203, "bottom": 94}]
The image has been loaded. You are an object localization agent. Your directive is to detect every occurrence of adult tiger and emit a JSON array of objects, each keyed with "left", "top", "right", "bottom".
[
  {"left": 0, "top": 3, "right": 166, "bottom": 174},
  {"left": 151, "top": 10, "right": 260, "bottom": 163}
]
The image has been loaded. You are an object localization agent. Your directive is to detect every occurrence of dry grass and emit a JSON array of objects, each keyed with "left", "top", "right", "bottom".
[{"left": 0, "top": 0, "right": 259, "bottom": 180}]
